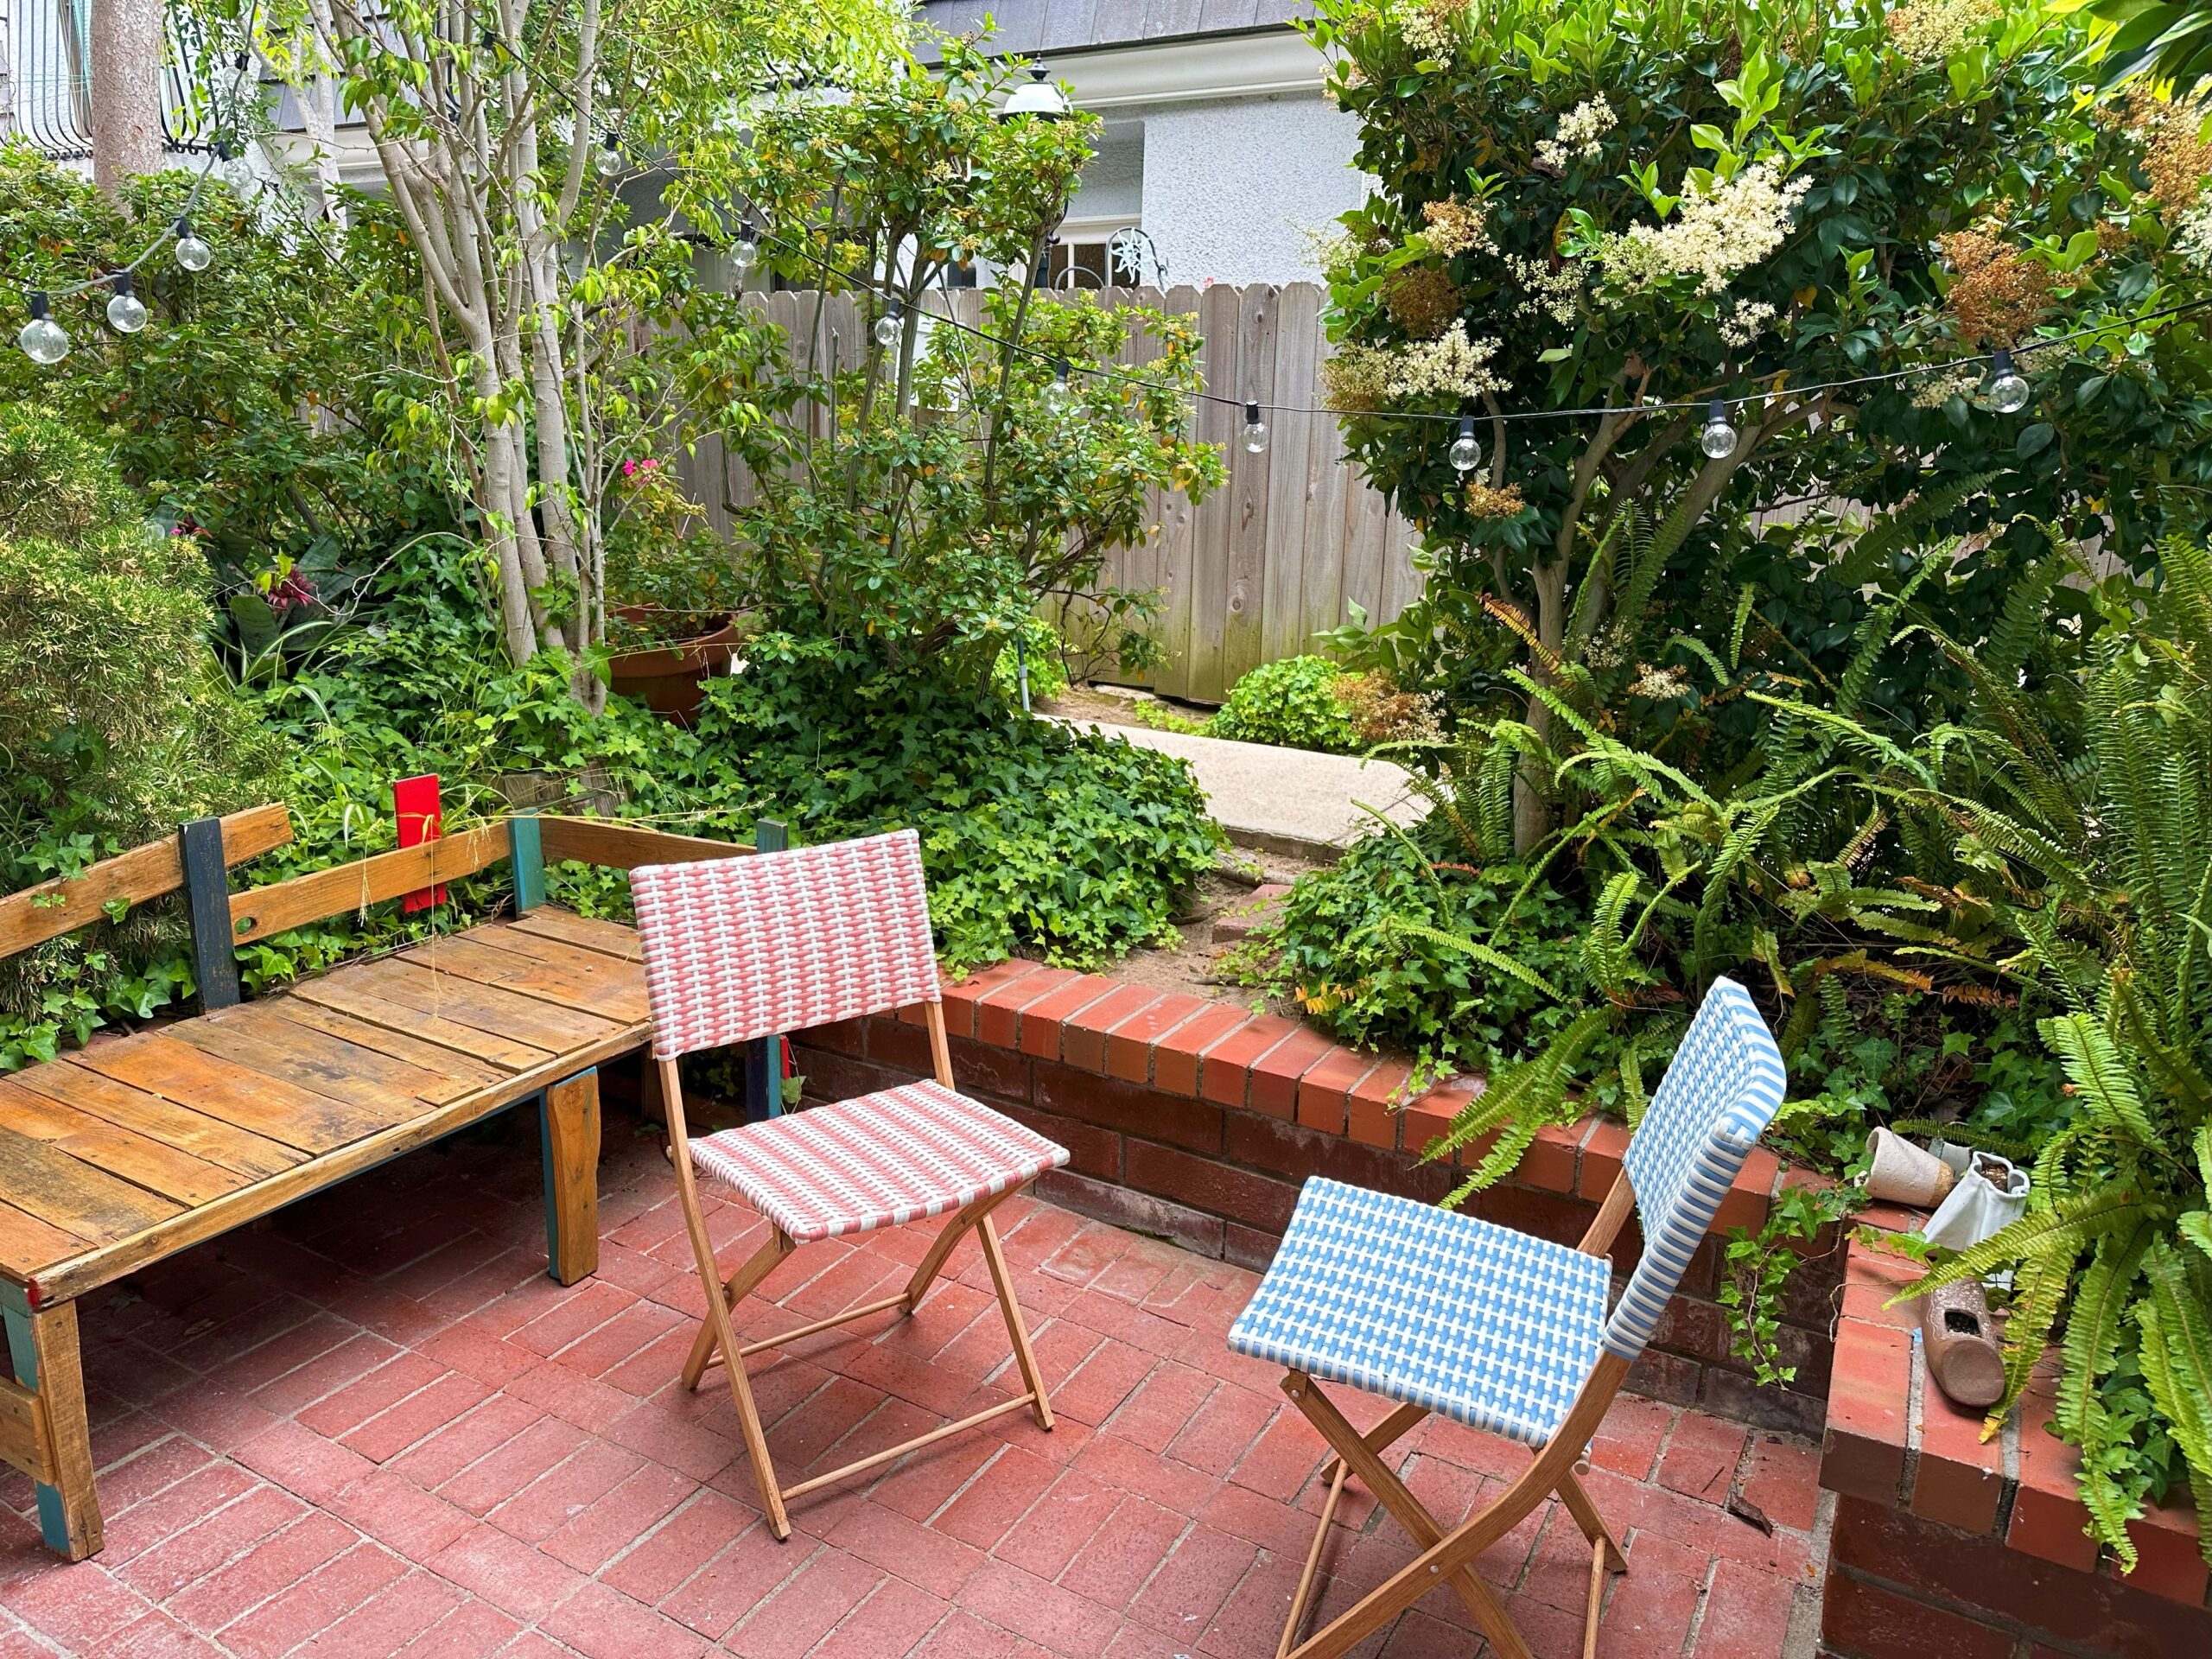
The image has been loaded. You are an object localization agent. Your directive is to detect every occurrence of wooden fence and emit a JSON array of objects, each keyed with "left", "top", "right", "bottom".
[{"left": 677, "top": 282, "right": 1421, "bottom": 703}]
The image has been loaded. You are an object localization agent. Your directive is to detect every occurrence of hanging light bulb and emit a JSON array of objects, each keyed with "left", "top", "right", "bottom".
[
  {"left": 733, "top": 222, "right": 760, "bottom": 275},
  {"left": 1448, "top": 414, "right": 1481, "bottom": 474},
  {"left": 17, "top": 291, "right": 69, "bottom": 365},
  {"left": 173, "top": 215, "right": 213, "bottom": 272},
  {"left": 218, "top": 141, "right": 257, "bottom": 194},
  {"left": 1985, "top": 348, "right": 2031, "bottom": 415},
  {"left": 105, "top": 272, "right": 147, "bottom": 334},
  {"left": 873, "top": 302, "right": 902, "bottom": 349},
  {"left": 1243, "top": 400, "right": 1269, "bottom": 454},
  {"left": 474, "top": 28, "right": 504, "bottom": 78},
  {"left": 1043, "top": 359, "right": 1075, "bottom": 416},
  {"left": 1699, "top": 397, "right": 1739, "bottom": 460},
  {"left": 594, "top": 135, "right": 625, "bottom": 178}
]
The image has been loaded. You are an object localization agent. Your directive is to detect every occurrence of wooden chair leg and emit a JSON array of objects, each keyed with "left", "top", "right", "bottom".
[
  {"left": 540, "top": 1068, "right": 601, "bottom": 1285},
  {"left": 675, "top": 1213, "right": 796, "bottom": 1538},
  {"left": 1278, "top": 1392, "right": 1430, "bottom": 1657},
  {"left": 3, "top": 1299, "right": 101, "bottom": 1560},
  {"left": 901, "top": 1190, "right": 1012, "bottom": 1313},
  {"left": 1278, "top": 1461, "right": 1347, "bottom": 1659},
  {"left": 1282, "top": 1373, "right": 1532, "bottom": 1659},
  {"left": 976, "top": 1214, "right": 1052, "bottom": 1431},
  {"left": 681, "top": 1230, "right": 793, "bottom": 1391},
  {"left": 1558, "top": 1465, "right": 1628, "bottom": 1573}
]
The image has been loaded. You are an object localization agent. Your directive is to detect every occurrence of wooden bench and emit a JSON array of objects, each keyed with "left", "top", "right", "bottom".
[{"left": 0, "top": 805, "right": 758, "bottom": 1559}]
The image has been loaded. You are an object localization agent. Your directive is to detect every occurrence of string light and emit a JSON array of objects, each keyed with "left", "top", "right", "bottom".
[
  {"left": 594, "top": 134, "right": 625, "bottom": 177},
  {"left": 733, "top": 222, "right": 760, "bottom": 276},
  {"left": 1985, "top": 348, "right": 2031, "bottom": 415},
  {"left": 173, "top": 215, "right": 213, "bottom": 271},
  {"left": 1699, "top": 397, "right": 1739, "bottom": 459},
  {"left": 105, "top": 273, "right": 147, "bottom": 334},
  {"left": 873, "top": 301, "right": 902, "bottom": 348},
  {"left": 17, "top": 292, "right": 68, "bottom": 365},
  {"left": 1043, "top": 359, "right": 1074, "bottom": 415},
  {"left": 1243, "top": 401, "right": 1269, "bottom": 454},
  {"left": 1448, "top": 414, "right": 1482, "bottom": 473},
  {"left": 219, "top": 142, "right": 257, "bottom": 194}
]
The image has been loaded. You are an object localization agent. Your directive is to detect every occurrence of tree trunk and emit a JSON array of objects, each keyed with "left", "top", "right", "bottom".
[{"left": 89, "top": 0, "right": 164, "bottom": 194}]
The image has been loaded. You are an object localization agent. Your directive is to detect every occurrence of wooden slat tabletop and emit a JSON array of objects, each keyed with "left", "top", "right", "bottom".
[{"left": 0, "top": 910, "right": 651, "bottom": 1298}]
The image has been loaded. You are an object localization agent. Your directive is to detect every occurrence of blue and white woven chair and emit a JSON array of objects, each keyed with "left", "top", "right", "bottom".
[{"left": 1227, "top": 978, "right": 1786, "bottom": 1659}]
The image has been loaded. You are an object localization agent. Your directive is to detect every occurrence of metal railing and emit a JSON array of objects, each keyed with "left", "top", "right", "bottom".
[{"left": 1, "top": 0, "right": 226, "bottom": 159}]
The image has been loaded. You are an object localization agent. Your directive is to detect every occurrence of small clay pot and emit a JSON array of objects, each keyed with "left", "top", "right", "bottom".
[
  {"left": 1865, "top": 1127, "right": 1957, "bottom": 1208},
  {"left": 1922, "top": 1279, "right": 2005, "bottom": 1409}
]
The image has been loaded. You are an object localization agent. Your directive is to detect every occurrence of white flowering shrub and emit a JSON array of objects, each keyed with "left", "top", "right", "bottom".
[{"left": 1307, "top": 0, "right": 2212, "bottom": 856}]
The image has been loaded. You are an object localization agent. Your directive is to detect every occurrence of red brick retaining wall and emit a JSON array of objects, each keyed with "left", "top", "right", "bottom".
[
  {"left": 785, "top": 959, "right": 1847, "bottom": 1437},
  {"left": 1818, "top": 1229, "right": 2209, "bottom": 1656}
]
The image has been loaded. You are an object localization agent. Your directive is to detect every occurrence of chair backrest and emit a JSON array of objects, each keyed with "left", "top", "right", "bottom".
[
  {"left": 1601, "top": 976, "right": 1786, "bottom": 1361},
  {"left": 629, "top": 829, "right": 942, "bottom": 1060}
]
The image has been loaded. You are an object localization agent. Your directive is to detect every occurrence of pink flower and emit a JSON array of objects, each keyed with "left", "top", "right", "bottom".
[{"left": 621, "top": 460, "right": 638, "bottom": 476}]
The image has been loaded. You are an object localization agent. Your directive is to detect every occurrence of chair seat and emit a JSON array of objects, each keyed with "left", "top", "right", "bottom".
[
  {"left": 690, "top": 1080, "right": 1069, "bottom": 1244},
  {"left": 1228, "top": 1178, "right": 1610, "bottom": 1447}
]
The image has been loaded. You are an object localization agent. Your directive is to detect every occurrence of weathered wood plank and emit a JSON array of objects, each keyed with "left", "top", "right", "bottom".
[
  {"left": 1262, "top": 283, "right": 1323, "bottom": 667},
  {"left": 8, "top": 1302, "right": 99, "bottom": 1556},
  {"left": 3, "top": 1063, "right": 303, "bottom": 1181},
  {"left": 28, "top": 1020, "right": 648, "bottom": 1306},
  {"left": 66, "top": 1035, "right": 391, "bottom": 1154},
  {"left": 0, "top": 1122, "right": 184, "bottom": 1243},
  {"left": 261, "top": 1000, "right": 512, "bottom": 1090},
  {"left": 1222, "top": 283, "right": 1280, "bottom": 688},
  {"left": 0, "top": 1203, "right": 95, "bottom": 1283},
  {"left": 504, "top": 910, "right": 644, "bottom": 963},
  {"left": 0, "top": 1374, "right": 52, "bottom": 1484},
  {"left": 1185, "top": 282, "right": 1248, "bottom": 704},
  {"left": 331, "top": 958, "right": 623, "bottom": 1052},
  {"left": 394, "top": 938, "right": 650, "bottom": 1025},
  {"left": 285, "top": 975, "right": 557, "bottom": 1070},
  {"left": 227, "top": 824, "right": 513, "bottom": 946},
  {"left": 542, "top": 1070, "right": 601, "bottom": 1286},
  {"left": 0, "top": 804, "right": 293, "bottom": 959},
  {"left": 0, "top": 1079, "right": 244, "bottom": 1207},
  {"left": 458, "top": 925, "right": 652, "bottom": 989},
  {"left": 535, "top": 817, "right": 750, "bottom": 872},
  {"left": 166, "top": 1014, "right": 456, "bottom": 1116}
]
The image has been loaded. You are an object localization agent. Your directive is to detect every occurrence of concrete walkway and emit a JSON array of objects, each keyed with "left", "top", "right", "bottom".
[{"left": 1065, "top": 721, "right": 1427, "bottom": 856}]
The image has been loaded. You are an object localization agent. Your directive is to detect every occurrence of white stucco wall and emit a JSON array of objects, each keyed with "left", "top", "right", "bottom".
[{"left": 1132, "top": 92, "right": 1367, "bottom": 288}]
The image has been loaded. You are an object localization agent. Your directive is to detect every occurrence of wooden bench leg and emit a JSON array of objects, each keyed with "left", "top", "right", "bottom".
[
  {"left": 540, "top": 1068, "right": 601, "bottom": 1285},
  {"left": 3, "top": 1298, "right": 101, "bottom": 1560}
]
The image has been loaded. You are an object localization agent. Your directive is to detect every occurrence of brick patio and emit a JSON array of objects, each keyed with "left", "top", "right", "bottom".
[{"left": 0, "top": 1109, "right": 1825, "bottom": 1657}]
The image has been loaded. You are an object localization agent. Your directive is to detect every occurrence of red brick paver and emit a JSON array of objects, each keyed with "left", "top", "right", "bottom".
[{"left": 0, "top": 1103, "right": 1824, "bottom": 1657}]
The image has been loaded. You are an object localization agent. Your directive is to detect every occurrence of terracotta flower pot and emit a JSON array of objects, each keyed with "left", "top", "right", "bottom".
[{"left": 606, "top": 608, "right": 740, "bottom": 726}]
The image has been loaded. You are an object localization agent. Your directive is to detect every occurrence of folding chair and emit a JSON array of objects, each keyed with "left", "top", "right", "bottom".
[
  {"left": 629, "top": 829, "right": 1070, "bottom": 1541},
  {"left": 1228, "top": 977, "right": 1786, "bottom": 1659}
]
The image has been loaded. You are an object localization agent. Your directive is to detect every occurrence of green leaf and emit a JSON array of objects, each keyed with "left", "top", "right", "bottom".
[{"left": 2016, "top": 423, "right": 2056, "bottom": 459}]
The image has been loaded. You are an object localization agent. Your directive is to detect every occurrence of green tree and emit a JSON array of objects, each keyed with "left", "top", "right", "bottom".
[{"left": 673, "top": 39, "right": 1224, "bottom": 684}]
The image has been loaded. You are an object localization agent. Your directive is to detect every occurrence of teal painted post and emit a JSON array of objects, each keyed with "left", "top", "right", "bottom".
[
  {"left": 509, "top": 814, "right": 546, "bottom": 913},
  {"left": 2, "top": 1288, "right": 70, "bottom": 1554},
  {"left": 747, "top": 818, "right": 789, "bottom": 1120}
]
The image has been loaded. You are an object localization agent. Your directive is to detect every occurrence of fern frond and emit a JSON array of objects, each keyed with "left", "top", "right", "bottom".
[
  {"left": 1362, "top": 918, "right": 1567, "bottom": 1001},
  {"left": 1899, "top": 1189, "right": 2150, "bottom": 1300},
  {"left": 2136, "top": 1243, "right": 2212, "bottom": 1557},
  {"left": 2039, "top": 1013, "right": 2159, "bottom": 1145},
  {"left": 2057, "top": 1225, "right": 2151, "bottom": 1443}
]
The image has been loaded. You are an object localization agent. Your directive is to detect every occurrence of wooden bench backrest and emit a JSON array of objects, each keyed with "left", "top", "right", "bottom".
[
  {"left": 1, "top": 804, "right": 759, "bottom": 1001},
  {"left": 0, "top": 804, "right": 295, "bottom": 962}
]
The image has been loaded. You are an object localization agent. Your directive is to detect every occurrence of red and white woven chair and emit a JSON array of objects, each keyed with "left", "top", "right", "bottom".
[{"left": 629, "top": 829, "right": 1070, "bottom": 1540}]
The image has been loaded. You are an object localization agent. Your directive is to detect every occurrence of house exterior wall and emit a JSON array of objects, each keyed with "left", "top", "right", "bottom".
[{"left": 1127, "top": 91, "right": 1364, "bottom": 286}]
